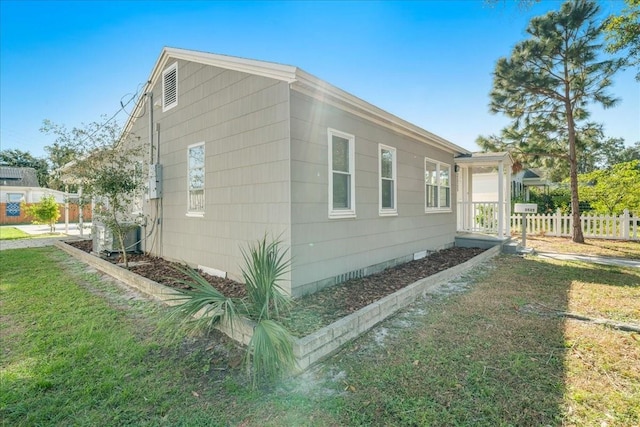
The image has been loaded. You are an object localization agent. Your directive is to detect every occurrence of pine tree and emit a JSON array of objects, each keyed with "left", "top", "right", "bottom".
[{"left": 488, "top": 0, "right": 623, "bottom": 242}]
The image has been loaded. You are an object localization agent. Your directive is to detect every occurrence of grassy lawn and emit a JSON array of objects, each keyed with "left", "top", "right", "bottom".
[
  {"left": 1, "top": 244, "right": 638, "bottom": 426},
  {"left": 0, "top": 227, "right": 32, "bottom": 240},
  {"left": 0, "top": 226, "right": 62, "bottom": 240},
  {"left": 525, "top": 235, "right": 640, "bottom": 259}
]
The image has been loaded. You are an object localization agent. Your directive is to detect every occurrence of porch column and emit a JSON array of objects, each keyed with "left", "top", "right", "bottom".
[
  {"left": 78, "top": 186, "right": 84, "bottom": 237},
  {"left": 466, "top": 167, "right": 473, "bottom": 231},
  {"left": 64, "top": 188, "right": 69, "bottom": 234},
  {"left": 505, "top": 163, "right": 511, "bottom": 237},
  {"left": 497, "top": 161, "right": 504, "bottom": 238}
]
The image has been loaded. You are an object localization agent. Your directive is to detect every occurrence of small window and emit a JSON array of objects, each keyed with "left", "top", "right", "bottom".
[
  {"left": 162, "top": 62, "right": 178, "bottom": 112},
  {"left": 379, "top": 144, "right": 397, "bottom": 216},
  {"left": 425, "top": 158, "right": 451, "bottom": 212},
  {"left": 328, "top": 128, "right": 356, "bottom": 219},
  {"left": 187, "top": 143, "right": 205, "bottom": 215},
  {"left": 7, "top": 193, "right": 24, "bottom": 203}
]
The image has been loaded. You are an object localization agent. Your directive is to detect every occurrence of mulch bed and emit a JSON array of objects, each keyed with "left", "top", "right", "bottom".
[
  {"left": 66, "top": 240, "right": 485, "bottom": 318},
  {"left": 67, "top": 240, "right": 246, "bottom": 299}
]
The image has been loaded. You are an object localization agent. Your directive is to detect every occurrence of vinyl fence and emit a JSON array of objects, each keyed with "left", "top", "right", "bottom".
[{"left": 511, "top": 209, "right": 640, "bottom": 241}]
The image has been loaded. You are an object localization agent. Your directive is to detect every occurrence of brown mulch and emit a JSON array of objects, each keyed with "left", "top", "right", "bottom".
[
  {"left": 302, "top": 247, "right": 486, "bottom": 314},
  {"left": 67, "top": 240, "right": 246, "bottom": 299},
  {"left": 66, "top": 240, "right": 484, "bottom": 315}
]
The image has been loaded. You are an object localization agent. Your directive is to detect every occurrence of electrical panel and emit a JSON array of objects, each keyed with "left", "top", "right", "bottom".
[{"left": 148, "top": 163, "right": 163, "bottom": 199}]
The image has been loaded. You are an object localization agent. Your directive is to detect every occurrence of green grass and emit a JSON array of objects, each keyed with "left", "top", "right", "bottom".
[
  {"left": 0, "top": 226, "right": 62, "bottom": 240},
  {"left": 1, "top": 246, "right": 638, "bottom": 426},
  {"left": 0, "top": 248, "right": 341, "bottom": 426},
  {"left": 0, "top": 227, "right": 31, "bottom": 240}
]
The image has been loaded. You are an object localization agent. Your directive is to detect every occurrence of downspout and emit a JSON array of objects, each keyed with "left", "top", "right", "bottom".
[
  {"left": 146, "top": 91, "right": 154, "bottom": 255},
  {"left": 146, "top": 92, "right": 154, "bottom": 164}
]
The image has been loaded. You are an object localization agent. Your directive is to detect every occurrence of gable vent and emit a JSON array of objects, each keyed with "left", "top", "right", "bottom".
[{"left": 162, "top": 62, "right": 178, "bottom": 111}]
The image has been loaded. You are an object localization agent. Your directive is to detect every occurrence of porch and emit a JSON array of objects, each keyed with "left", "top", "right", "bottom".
[{"left": 454, "top": 152, "right": 514, "bottom": 249}]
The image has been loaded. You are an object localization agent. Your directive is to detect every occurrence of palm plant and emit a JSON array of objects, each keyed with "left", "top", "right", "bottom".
[{"left": 168, "top": 235, "right": 296, "bottom": 387}]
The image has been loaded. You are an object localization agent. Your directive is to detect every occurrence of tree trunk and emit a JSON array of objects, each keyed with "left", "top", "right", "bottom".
[{"left": 566, "top": 110, "right": 585, "bottom": 244}]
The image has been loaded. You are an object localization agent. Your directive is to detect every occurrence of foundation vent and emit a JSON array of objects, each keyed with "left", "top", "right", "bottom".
[{"left": 335, "top": 268, "right": 365, "bottom": 285}]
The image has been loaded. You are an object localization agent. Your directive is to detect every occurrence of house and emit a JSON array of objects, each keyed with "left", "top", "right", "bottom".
[
  {"left": 0, "top": 166, "right": 89, "bottom": 225},
  {"left": 472, "top": 167, "right": 551, "bottom": 202},
  {"left": 123, "top": 47, "right": 505, "bottom": 297},
  {"left": 1, "top": 166, "right": 48, "bottom": 223}
]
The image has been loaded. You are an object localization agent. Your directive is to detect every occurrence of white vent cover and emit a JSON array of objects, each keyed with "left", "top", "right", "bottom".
[{"left": 162, "top": 62, "right": 178, "bottom": 111}]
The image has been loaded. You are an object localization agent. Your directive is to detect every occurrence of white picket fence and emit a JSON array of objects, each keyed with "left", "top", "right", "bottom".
[{"left": 511, "top": 209, "right": 640, "bottom": 241}]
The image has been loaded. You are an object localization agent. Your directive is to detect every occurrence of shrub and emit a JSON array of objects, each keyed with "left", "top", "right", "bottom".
[
  {"left": 168, "top": 235, "right": 296, "bottom": 387},
  {"left": 22, "top": 194, "right": 60, "bottom": 232}
]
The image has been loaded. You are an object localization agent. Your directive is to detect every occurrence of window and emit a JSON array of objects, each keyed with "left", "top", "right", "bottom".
[
  {"left": 7, "top": 193, "right": 23, "bottom": 203},
  {"left": 425, "top": 158, "right": 451, "bottom": 212},
  {"left": 379, "top": 144, "right": 397, "bottom": 215},
  {"left": 187, "top": 143, "right": 205, "bottom": 215},
  {"left": 162, "top": 62, "right": 178, "bottom": 111},
  {"left": 328, "top": 128, "right": 355, "bottom": 218}
]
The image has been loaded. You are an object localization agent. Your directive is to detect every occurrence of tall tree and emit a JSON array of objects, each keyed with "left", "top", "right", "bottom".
[
  {"left": 604, "top": 0, "right": 640, "bottom": 81},
  {"left": 486, "top": 0, "right": 623, "bottom": 243},
  {"left": 0, "top": 149, "right": 49, "bottom": 187},
  {"left": 591, "top": 138, "right": 640, "bottom": 169},
  {"left": 477, "top": 121, "right": 605, "bottom": 181}
]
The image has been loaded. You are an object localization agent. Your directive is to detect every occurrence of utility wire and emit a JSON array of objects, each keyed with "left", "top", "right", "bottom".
[{"left": 77, "top": 82, "right": 146, "bottom": 147}]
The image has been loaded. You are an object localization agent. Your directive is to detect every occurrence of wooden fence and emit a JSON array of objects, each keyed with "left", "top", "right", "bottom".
[
  {"left": 0, "top": 202, "right": 92, "bottom": 225},
  {"left": 511, "top": 209, "right": 640, "bottom": 241}
]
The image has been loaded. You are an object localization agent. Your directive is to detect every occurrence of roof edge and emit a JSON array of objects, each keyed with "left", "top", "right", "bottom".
[
  {"left": 123, "top": 47, "right": 471, "bottom": 156},
  {"left": 292, "top": 70, "right": 469, "bottom": 155}
]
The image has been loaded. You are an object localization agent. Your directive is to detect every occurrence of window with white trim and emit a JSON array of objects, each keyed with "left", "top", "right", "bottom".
[
  {"left": 187, "top": 143, "right": 205, "bottom": 215},
  {"left": 6, "top": 193, "right": 24, "bottom": 203},
  {"left": 379, "top": 144, "right": 397, "bottom": 215},
  {"left": 425, "top": 158, "right": 451, "bottom": 211},
  {"left": 162, "top": 62, "right": 178, "bottom": 112},
  {"left": 328, "top": 128, "right": 356, "bottom": 218}
]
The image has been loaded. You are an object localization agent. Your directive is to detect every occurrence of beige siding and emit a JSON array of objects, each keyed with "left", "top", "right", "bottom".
[
  {"left": 130, "top": 60, "right": 291, "bottom": 291},
  {"left": 289, "top": 91, "right": 456, "bottom": 295}
]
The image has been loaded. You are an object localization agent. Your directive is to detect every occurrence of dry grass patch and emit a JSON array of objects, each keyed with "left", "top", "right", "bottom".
[
  {"left": 563, "top": 322, "right": 640, "bottom": 425},
  {"left": 329, "top": 255, "right": 640, "bottom": 426},
  {"left": 525, "top": 235, "right": 640, "bottom": 259}
]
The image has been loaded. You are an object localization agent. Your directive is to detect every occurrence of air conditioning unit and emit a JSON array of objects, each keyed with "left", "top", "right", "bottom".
[{"left": 92, "top": 221, "right": 141, "bottom": 255}]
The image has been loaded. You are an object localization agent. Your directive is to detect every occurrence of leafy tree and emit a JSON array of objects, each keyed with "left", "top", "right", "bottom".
[
  {"left": 41, "top": 121, "right": 84, "bottom": 191},
  {"left": 612, "top": 140, "right": 640, "bottom": 165},
  {"left": 22, "top": 194, "right": 60, "bottom": 232},
  {"left": 578, "top": 160, "right": 640, "bottom": 215},
  {"left": 604, "top": 0, "right": 640, "bottom": 81},
  {"left": 0, "top": 149, "right": 49, "bottom": 187},
  {"left": 577, "top": 135, "right": 640, "bottom": 173},
  {"left": 483, "top": 0, "right": 623, "bottom": 243},
  {"left": 42, "top": 119, "right": 146, "bottom": 267}
]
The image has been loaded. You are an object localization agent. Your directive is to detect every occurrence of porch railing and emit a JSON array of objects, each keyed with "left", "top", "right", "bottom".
[{"left": 457, "top": 202, "right": 501, "bottom": 233}]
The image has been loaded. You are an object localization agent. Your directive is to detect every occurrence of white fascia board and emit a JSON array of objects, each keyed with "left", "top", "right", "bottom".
[
  {"left": 291, "top": 69, "right": 470, "bottom": 156},
  {"left": 121, "top": 47, "right": 470, "bottom": 157},
  {"left": 163, "top": 47, "right": 298, "bottom": 83},
  {"left": 455, "top": 152, "right": 514, "bottom": 167}
]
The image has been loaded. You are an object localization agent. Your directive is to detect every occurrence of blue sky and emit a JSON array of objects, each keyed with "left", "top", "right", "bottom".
[{"left": 1, "top": 0, "right": 638, "bottom": 158}]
